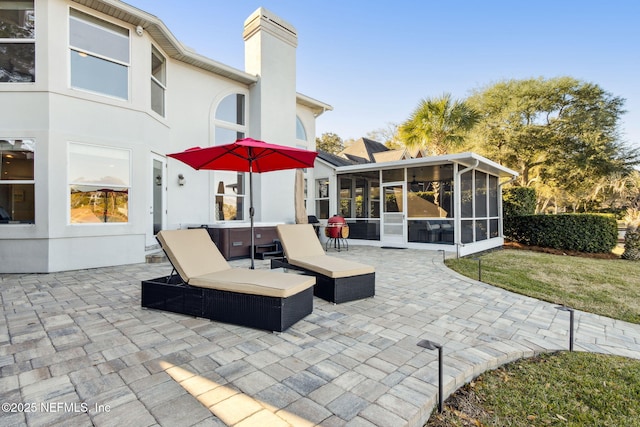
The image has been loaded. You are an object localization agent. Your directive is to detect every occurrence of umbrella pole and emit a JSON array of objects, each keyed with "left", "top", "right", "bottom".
[{"left": 249, "top": 162, "right": 255, "bottom": 269}]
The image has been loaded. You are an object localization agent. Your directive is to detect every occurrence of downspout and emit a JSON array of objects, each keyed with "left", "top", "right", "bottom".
[
  {"left": 454, "top": 160, "right": 479, "bottom": 258},
  {"left": 497, "top": 175, "right": 518, "bottom": 237}
]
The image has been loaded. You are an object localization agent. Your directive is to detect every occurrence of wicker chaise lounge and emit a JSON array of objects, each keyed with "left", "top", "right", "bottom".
[
  {"left": 272, "top": 224, "right": 375, "bottom": 303},
  {"left": 141, "top": 229, "right": 315, "bottom": 332}
]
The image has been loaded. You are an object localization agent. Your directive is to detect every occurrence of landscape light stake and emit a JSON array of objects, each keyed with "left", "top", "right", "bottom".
[
  {"left": 473, "top": 257, "right": 482, "bottom": 281},
  {"left": 555, "top": 306, "right": 575, "bottom": 351},
  {"left": 438, "top": 249, "right": 446, "bottom": 263},
  {"left": 417, "top": 339, "right": 444, "bottom": 413}
]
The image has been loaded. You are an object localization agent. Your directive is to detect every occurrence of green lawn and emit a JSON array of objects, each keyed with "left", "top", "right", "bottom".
[
  {"left": 445, "top": 249, "right": 640, "bottom": 324},
  {"left": 424, "top": 249, "right": 640, "bottom": 427},
  {"left": 427, "top": 352, "right": 640, "bottom": 427}
]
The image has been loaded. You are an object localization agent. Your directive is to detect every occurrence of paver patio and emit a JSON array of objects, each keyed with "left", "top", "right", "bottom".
[{"left": 1, "top": 246, "right": 640, "bottom": 426}]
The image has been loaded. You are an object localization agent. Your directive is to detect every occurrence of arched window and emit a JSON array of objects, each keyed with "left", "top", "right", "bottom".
[
  {"left": 296, "top": 116, "right": 307, "bottom": 141},
  {"left": 215, "top": 93, "right": 246, "bottom": 143},
  {"left": 213, "top": 93, "right": 247, "bottom": 221}
]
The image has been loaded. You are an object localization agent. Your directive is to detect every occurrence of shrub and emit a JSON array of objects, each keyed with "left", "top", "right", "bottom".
[
  {"left": 503, "top": 187, "right": 536, "bottom": 217},
  {"left": 504, "top": 214, "right": 618, "bottom": 253}
]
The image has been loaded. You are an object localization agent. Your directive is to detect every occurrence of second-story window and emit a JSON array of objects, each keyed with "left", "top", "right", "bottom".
[
  {"left": 150, "top": 45, "right": 165, "bottom": 116},
  {"left": 69, "top": 8, "right": 129, "bottom": 100},
  {"left": 213, "top": 93, "right": 247, "bottom": 221},
  {"left": 0, "top": 0, "right": 35, "bottom": 82},
  {"left": 296, "top": 116, "right": 307, "bottom": 141}
]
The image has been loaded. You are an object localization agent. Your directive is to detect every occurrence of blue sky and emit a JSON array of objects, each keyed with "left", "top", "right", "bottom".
[{"left": 125, "top": 0, "right": 640, "bottom": 148}]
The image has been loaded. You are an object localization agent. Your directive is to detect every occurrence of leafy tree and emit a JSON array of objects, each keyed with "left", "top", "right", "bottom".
[
  {"left": 591, "top": 171, "right": 640, "bottom": 212},
  {"left": 399, "top": 93, "right": 480, "bottom": 155},
  {"left": 467, "top": 77, "right": 638, "bottom": 212},
  {"left": 366, "top": 122, "right": 402, "bottom": 149},
  {"left": 315, "top": 132, "right": 343, "bottom": 155}
]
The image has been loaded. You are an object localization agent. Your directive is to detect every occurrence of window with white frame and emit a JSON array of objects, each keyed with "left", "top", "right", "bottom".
[
  {"left": 315, "top": 178, "right": 329, "bottom": 219},
  {"left": 0, "top": 0, "right": 35, "bottom": 82},
  {"left": 296, "top": 116, "right": 307, "bottom": 141},
  {"left": 339, "top": 176, "right": 353, "bottom": 218},
  {"left": 213, "top": 93, "right": 246, "bottom": 220},
  {"left": 69, "top": 9, "right": 129, "bottom": 99},
  {"left": 68, "top": 142, "right": 130, "bottom": 223},
  {"left": 0, "top": 139, "right": 35, "bottom": 223},
  {"left": 150, "top": 45, "right": 166, "bottom": 116},
  {"left": 460, "top": 169, "right": 500, "bottom": 243},
  {"left": 475, "top": 170, "right": 488, "bottom": 241}
]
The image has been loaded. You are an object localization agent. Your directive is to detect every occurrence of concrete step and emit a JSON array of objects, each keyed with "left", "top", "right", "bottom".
[{"left": 145, "top": 251, "right": 167, "bottom": 263}]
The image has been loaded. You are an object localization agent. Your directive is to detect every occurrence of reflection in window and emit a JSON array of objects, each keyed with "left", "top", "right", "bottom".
[
  {"left": 69, "top": 143, "right": 130, "bottom": 223},
  {"left": 337, "top": 172, "right": 379, "bottom": 220},
  {"left": 489, "top": 175, "right": 498, "bottom": 217},
  {"left": 475, "top": 171, "right": 487, "bottom": 217},
  {"left": 214, "top": 172, "right": 244, "bottom": 220},
  {"left": 459, "top": 169, "right": 501, "bottom": 243},
  {"left": 213, "top": 93, "right": 247, "bottom": 221},
  {"left": 408, "top": 220, "right": 454, "bottom": 244},
  {"left": 215, "top": 93, "right": 245, "bottom": 125},
  {"left": 0, "top": 0, "right": 35, "bottom": 82},
  {"left": 369, "top": 181, "right": 380, "bottom": 219},
  {"left": 69, "top": 9, "right": 129, "bottom": 99},
  {"left": 354, "top": 178, "right": 365, "bottom": 218},
  {"left": 384, "top": 185, "right": 403, "bottom": 213},
  {"left": 490, "top": 218, "right": 499, "bottom": 238},
  {"left": 315, "top": 178, "right": 329, "bottom": 219},
  {"left": 407, "top": 165, "right": 453, "bottom": 219},
  {"left": 461, "top": 220, "right": 474, "bottom": 244},
  {"left": 0, "top": 139, "right": 35, "bottom": 223},
  {"left": 382, "top": 168, "right": 404, "bottom": 183},
  {"left": 151, "top": 45, "right": 166, "bottom": 116},
  {"left": 215, "top": 127, "right": 244, "bottom": 145},
  {"left": 339, "top": 177, "right": 352, "bottom": 218},
  {"left": 475, "top": 219, "right": 488, "bottom": 241},
  {"left": 460, "top": 170, "right": 473, "bottom": 218},
  {"left": 296, "top": 116, "right": 307, "bottom": 141}
]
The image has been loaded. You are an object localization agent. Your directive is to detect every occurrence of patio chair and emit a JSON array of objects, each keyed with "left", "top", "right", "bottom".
[
  {"left": 141, "top": 229, "right": 315, "bottom": 332},
  {"left": 272, "top": 224, "right": 375, "bottom": 303}
]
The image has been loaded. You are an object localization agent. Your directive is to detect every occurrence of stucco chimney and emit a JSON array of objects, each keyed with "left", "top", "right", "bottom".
[
  {"left": 243, "top": 8, "right": 297, "bottom": 143},
  {"left": 243, "top": 8, "right": 298, "bottom": 222}
]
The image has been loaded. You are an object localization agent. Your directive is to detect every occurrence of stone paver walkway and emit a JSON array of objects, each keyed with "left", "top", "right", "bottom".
[{"left": 2, "top": 246, "right": 640, "bottom": 427}]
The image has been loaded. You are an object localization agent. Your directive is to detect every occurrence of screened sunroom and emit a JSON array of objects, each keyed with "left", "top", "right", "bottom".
[{"left": 323, "top": 152, "right": 518, "bottom": 257}]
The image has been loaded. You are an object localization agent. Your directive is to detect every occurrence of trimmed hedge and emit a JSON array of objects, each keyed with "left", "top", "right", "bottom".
[
  {"left": 503, "top": 187, "right": 536, "bottom": 217},
  {"left": 504, "top": 214, "right": 618, "bottom": 253}
]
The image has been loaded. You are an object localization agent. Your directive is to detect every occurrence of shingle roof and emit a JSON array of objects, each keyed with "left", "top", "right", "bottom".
[
  {"left": 372, "top": 149, "right": 408, "bottom": 163},
  {"left": 339, "top": 138, "right": 389, "bottom": 163},
  {"left": 316, "top": 150, "right": 358, "bottom": 167}
]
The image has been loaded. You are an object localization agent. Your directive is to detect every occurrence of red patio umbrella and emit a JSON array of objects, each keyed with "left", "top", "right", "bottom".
[{"left": 168, "top": 138, "right": 318, "bottom": 268}]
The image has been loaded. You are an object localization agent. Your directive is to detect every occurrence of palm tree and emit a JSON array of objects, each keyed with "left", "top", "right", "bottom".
[{"left": 399, "top": 93, "right": 480, "bottom": 155}]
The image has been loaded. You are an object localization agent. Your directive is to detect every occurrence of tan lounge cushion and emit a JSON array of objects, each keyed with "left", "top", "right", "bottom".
[
  {"left": 277, "top": 223, "right": 375, "bottom": 278},
  {"left": 190, "top": 269, "right": 315, "bottom": 298},
  {"left": 288, "top": 256, "right": 374, "bottom": 279},
  {"left": 158, "top": 228, "right": 315, "bottom": 298},
  {"left": 277, "top": 224, "right": 325, "bottom": 259},
  {"left": 157, "top": 229, "right": 230, "bottom": 280}
]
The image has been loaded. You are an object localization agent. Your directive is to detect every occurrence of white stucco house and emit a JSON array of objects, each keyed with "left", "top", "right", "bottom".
[
  {"left": 0, "top": 0, "right": 517, "bottom": 273},
  {"left": 0, "top": 0, "right": 331, "bottom": 272}
]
